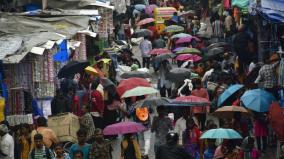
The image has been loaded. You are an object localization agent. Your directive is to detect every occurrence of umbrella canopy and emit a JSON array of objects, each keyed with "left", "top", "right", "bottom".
[
  {"left": 176, "top": 48, "right": 201, "bottom": 55},
  {"left": 175, "top": 54, "right": 202, "bottom": 62},
  {"left": 171, "top": 95, "right": 210, "bottom": 106},
  {"left": 103, "top": 121, "right": 146, "bottom": 135},
  {"left": 171, "top": 33, "right": 191, "bottom": 39},
  {"left": 207, "top": 42, "right": 229, "bottom": 50},
  {"left": 164, "top": 25, "right": 184, "bottom": 33},
  {"left": 269, "top": 102, "right": 284, "bottom": 140},
  {"left": 134, "top": 4, "right": 146, "bottom": 11},
  {"left": 205, "top": 47, "right": 225, "bottom": 57},
  {"left": 142, "top": 97, "right": 171, "bottom": 107},
  {"left": 121, "top": 86, "right": 158, "bottom": 98},
  {"left": 217, "top": 84, "right": 244, "bottom": 107},
  {"left": 200, "top": 128, "right": 243, "bottom": 139},
  {"left": 241, "top": 89, "right": 276, "bottom": 112},
  {"left": 166, "top": 68, "right": 191, "bottom": 83},
  {"left": 136, "top": 18, "right": 155, "bottom": 26},
  {"left": 213, "top": 106, "right": 251, "bottom": 118},
  {"left": 58, "top": 60, "right": 90, "bottom": 79},
  {"left": 116, "top": 77, "right": 151, "bottom": 96},
  {"left": 133, "top": 29, "right": 152, "bottom": 38},
  {"left": 100, "top": 78, "right": 116, "bottom": 91},
  {"left": 175, "top": 36, "right": 200, "bottom": 44},
  {"left": 145, "top": 4, "right": 157, "bottom": 16},
  {"left": 154, "top": 53, "right": 176, "bottom": 63},
  {"left": 121, "top": 71, "right": 152, "bottom": 79},
  {"left": 173, "top": 47, "right": 188, "bottom": 53},
  {"left": 149, "top": 48, "right": 171, "bottom": 55}
]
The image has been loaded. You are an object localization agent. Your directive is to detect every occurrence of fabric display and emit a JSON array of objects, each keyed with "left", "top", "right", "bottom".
[
  {"left": 36, "top": 99, "right": 52, "bottom": 118},
  {"left": 97, "top": 8, "right": 114, "bottom": 38},
  {"left": 6, "top": 114, "right": 33, "bottom": 126}
]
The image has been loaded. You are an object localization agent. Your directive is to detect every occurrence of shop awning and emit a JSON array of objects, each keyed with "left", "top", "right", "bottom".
[{"left": 260, "top": 0, "right": 284, "bottom": 23}]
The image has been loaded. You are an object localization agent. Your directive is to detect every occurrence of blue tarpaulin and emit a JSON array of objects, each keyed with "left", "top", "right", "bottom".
[
  {"left": 53, "top": 39, "right": 69, "bottom": 62},
  {"left": 259, "top": 0, "right": 284, "bottom": 23}
]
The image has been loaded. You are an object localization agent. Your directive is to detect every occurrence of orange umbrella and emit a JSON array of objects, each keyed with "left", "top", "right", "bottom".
[{"left": 213, "top": 106, "right": 251, "bottom": 118}]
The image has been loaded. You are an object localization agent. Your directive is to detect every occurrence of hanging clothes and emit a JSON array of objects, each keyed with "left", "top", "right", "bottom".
[
  {"left": 0, "top": 97, "right": 5, "bottom": 122},
  {"left": 224, "top": 0, "right": 230, "bottom": 9},
  {"left": 279, "top": 58, "right": 284, "bottom": 87}
]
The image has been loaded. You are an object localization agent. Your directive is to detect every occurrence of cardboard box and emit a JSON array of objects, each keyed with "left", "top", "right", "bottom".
[{"left": 48, "top": 113, "right": 79, "bottom": 143}]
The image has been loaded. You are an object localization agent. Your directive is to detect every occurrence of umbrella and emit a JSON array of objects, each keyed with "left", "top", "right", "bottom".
[
  {"left": 103, "top": 121, "right": 146, "bottom": 135},
  {"left": 134, "top": 4, "right": 146, "bottom": 11},
  {"left": 154, "top": 53, "right": 176, "bottom": 63},
  {"left": 213, "top": 106, "right": 251, "bottom": 118},
  {"left": 116, "top": 77, "right": 151, "bottom": 96},
  {"left": 217, "top": 84, "right": 244, "bottom": 107},
  {"left": 121, "top": 86, "right": 158, "bottom": 98},
  {"left": 268, "top": 102, "right": 284, "bottom": 140},
  {"left": 121, "top": 71, "right": 152, "bottom": 79},
  {"left": 171, "top": 95, "right": 210, "bottom": 106},
  {"left": 241, "top": 89, "right": 276, "bottom": 112},
  {"left": 133, "top": 29, "right": 152, "bottom": 38},
  {"left": 85, "top": 66, "right": 98, "bottom": 76},
  {"left": 205, "top": 47, "right": 225, "bottom": 57},
  {"left": 142, "top": 97, "right": 171, "bottom": 107},
  {"left": 175, "top": 54, "right": 202, "bottom": 62},
  {"left": 100, "top": 78, "right": 116, "bottom": 91},
  {"left": 173, "top": 47, "right": 188, "bottom": 53},
  {"left": 149, "top": 48, "right": 171, "bottom": 55},
  {"left": 171, "top": 33, "right": 191, "bottom": 39},
  {"left": 207, "top": 42, "right": 229, "bottom": 50},
  {"left": 145, "top": 4, "right": 157, "bottom": 16},
  {"left": 164, "top": 25, "right": 184, "bottom": 33},
  {"left": 200, "top": 128, "right": 243, "bottom": 139},
  {"left": 176, "top": 48, "right": 201, "bottom": 55},
  {"left": 175, "top": 36, "right": 200, "bottom": 44},
  {"left": 136, "top": 18, "right": 155, "bottom": 26},
  {"left": 58, "top": 60, "right": 90, "bottom": 79},
  {"left": 166, "top": 68, "right": 191, "bottom": 83}
]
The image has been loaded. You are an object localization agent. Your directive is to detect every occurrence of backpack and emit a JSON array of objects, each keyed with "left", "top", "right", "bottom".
[{"left": 30, "top": 148, "right": 52, "bottom": 159}]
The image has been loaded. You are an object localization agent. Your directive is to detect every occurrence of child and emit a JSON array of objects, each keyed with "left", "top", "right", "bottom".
[{"left": 53, "top": 143, "right": 71, "bottom": 159}]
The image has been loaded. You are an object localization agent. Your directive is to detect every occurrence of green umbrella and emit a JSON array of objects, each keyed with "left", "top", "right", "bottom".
[
  {"left": 200, "top": 128, "right": 243, "bottom": 139},
  {"left": 164, "top": 25, "right": 184, "bottom": 33},
  {"left": 176, "top": 48, "right": 201, "bottom": 55},
  {"left": 121, "top": 86, "right": 158, "bottom": 98}
]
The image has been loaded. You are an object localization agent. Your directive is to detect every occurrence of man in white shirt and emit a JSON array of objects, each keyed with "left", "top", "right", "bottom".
[
  {"left": 0, "top": 124, "right": 14, "bottom": 159},
  {"left": 139, "top": 36, "right": 152, "bottom": 69}
]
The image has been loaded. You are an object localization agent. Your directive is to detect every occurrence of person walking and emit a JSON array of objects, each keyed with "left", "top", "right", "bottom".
[
  {"left": 79, "top": 105, "right": 96, "bottom": 143},
  {"left": 89, "top": 129, "right": 112, "bottom": 159},
  {"left": 29, "top": 133, "right": 54, "bottom": 159},
  {"left": 158, "top": 60, "right": 172, "bottom": 97},
  {"left": 183, "top": 118, "right": 201, "bottom": 159},
  {"left": 139, "top": 36, "right": 152, "bottom": 68},
  {"left": 53, "top": 143, "right": 71, "bottom": 159},
  {"left": 151, "top": 106, "right": 173, "bottom": 152},
  {"left": 18, "top": 124, "right": 31, "bottom": 159},
  {"left": 211, "top": 14, "right": 224, "bottom": 42},
  {"left": 121, "top": 133, "right": 142, "bottom": 159},
  {"left": 156, "top": 132, "right": 192, "bottom": 159},
  {"left": 69, "top": 129, "right": 91, "bottom": 159},
  {"left": 0, "top": 124, "right": 14, "bottom": 159}
]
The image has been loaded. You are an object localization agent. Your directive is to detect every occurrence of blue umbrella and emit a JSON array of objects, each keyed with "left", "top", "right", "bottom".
[
  {"left": 217, "top": 84, "right": 244, "bottom": 107},
  {"left": 240, "top": 89, "right": 276, "bottom": 112},
  {"left": 171, "top": 33, "right": 191, "bottom": 39},
  {"left": 200, "top": 128, "right": 242, "bottom": 139}
]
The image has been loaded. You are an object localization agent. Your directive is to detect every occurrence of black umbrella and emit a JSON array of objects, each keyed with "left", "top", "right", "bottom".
[
  {"left": 58, "top": 61, "right": 90, "bottom": 79},
  {"left": 142, "top": 97, "right": 171, "bottom": 107},
  {"left": 166, "top": 68, "right": 191, "bottom": 83},
  {"left": 132, "top": 29, "right": 152, "bottom": 38},
  {"left": 207, "top": 42, "right": 229, "bottom": 50},
  {"left": 100, "top": 78, "right": 116, "bottom": 95},
  {"left": 121, "top": 71, "right": 152, "bottom": 79},
  {"left": 153, "top": 53, "right": 176, "bottom": 63},
  {"left": 205, "top": 47, "right": 225, "bottom": 58}
]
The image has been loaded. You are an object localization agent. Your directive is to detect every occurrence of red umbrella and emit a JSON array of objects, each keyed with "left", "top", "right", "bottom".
[
  {"left": 116, "top": 77, "right": 151, "bottom": 96},
  {"left": 136, "top": 18, "right": 155, "bottom": 26},
  {"left": 149, "top": 48, "right": 171, "bottom": 55},
  {"left": 268, "top": 102, "right": 284, "bottom": 140},
  {"left": 175, "top": 36, "right": 200, "bottom": 44},
  {"left": 103, "top": 121, "right": 146, "bottom": 135},
  {"left": 172, "top": 95, "right": 210, "bottom": 106},
  {"left": 175, "top": 54, "right": 202, "bottom": 62}
]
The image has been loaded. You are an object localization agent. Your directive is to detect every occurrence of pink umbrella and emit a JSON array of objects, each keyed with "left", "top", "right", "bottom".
[
  {"left": 173, "top": 95, "right": 210, "bottom": 106},
  {"left": 175, "top": 36, "right": 201, "bottom": 44},
  {"left": 103, "top": 121, "right": 146, "bottom": 135},
  {"left": 145, "top": 4, "right": 157, "bottom": 16},
  {"left": 136, "top": 18, "right": 155, "bottom": 26},
  {"left": 149, "top": 48, "right": 171, "bottom": 55},
  {"left": 175, "top": 54, "right": 202, "bottom": 62}
]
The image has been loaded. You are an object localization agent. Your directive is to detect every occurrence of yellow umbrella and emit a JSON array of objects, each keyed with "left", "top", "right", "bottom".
[{"left": 85, "top": 66, "right": 98, "bottom": 76}]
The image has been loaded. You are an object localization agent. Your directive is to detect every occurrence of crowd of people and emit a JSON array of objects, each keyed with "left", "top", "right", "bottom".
[{"left": 0, "top": 1, "right": 282, "bottom": 159}]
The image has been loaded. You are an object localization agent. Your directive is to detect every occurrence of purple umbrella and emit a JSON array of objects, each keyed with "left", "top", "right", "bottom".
[
  {"left": 175, "top": 54, "right": 202, "bottom": 62},
  {"left": 175, "top": 36, "right": 200, "bottom": 44},
  {"left": 173, "top": 47, "right": 188, "bottom": 52},
  {"left": 103, "top": 121, "right": 146, "bottom": 135},
  {"left": 145, "top": 4, "right": 157, "bottom": 16}
]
